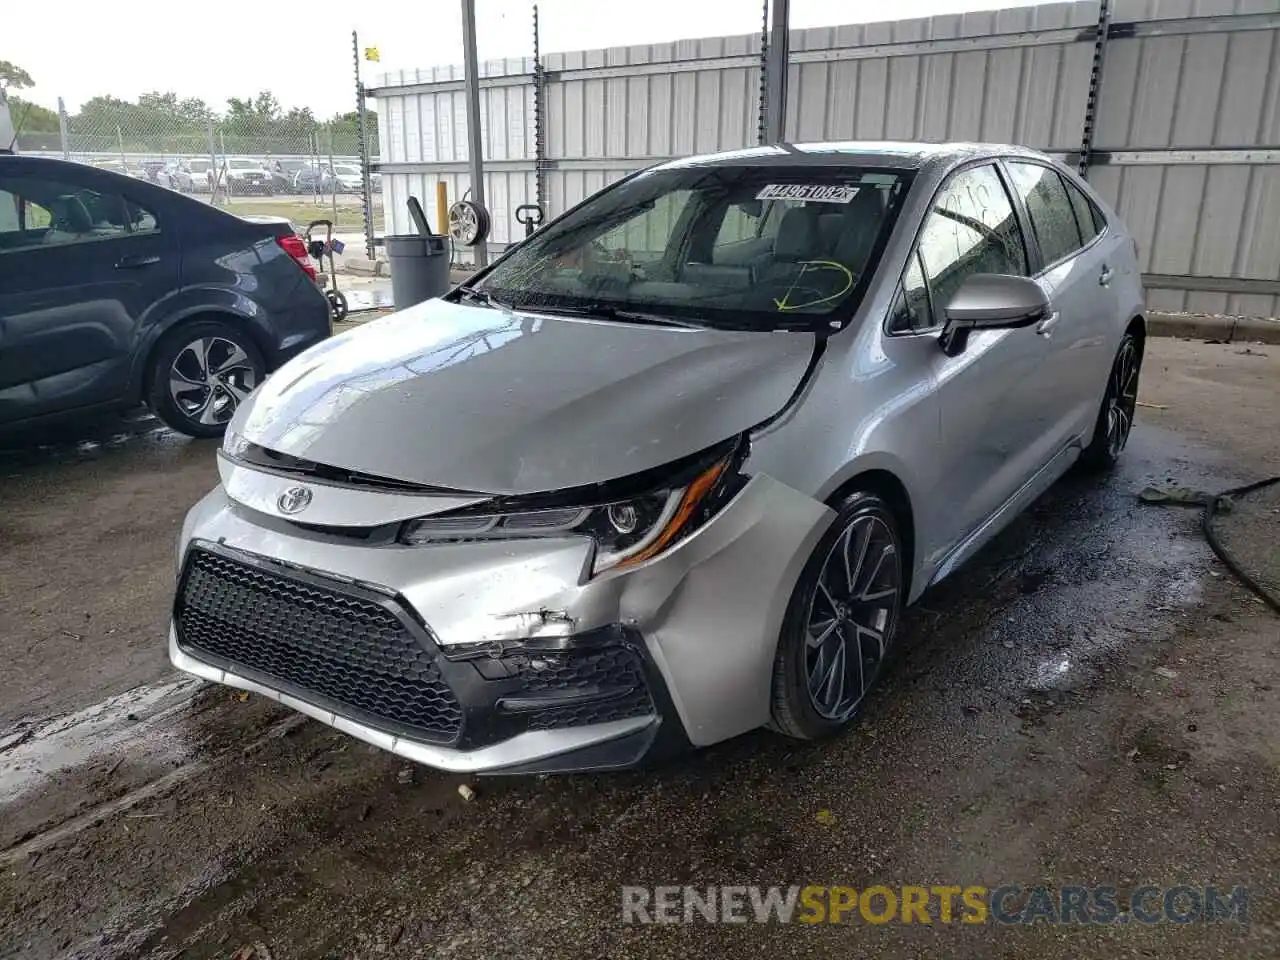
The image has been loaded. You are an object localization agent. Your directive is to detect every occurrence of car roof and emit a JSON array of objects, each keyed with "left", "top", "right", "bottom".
[{"left": 654, "top": 141, "right": 1052, "bottom": 173}]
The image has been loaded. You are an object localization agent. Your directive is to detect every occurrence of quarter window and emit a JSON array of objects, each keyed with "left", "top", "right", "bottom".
[
  {"left": 1063, "top": 176, "right": 1105, "bottom": 246},
  {"left": 1005, "top": 162, "right": 1084, "bottom": 267}
]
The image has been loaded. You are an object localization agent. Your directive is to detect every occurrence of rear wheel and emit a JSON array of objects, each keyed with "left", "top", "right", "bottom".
[
  {"left": 770, "top": 491, "right": 904, "bottom": 740},
  {"left": 326, "top": 290, "right": 349, "bottom": 322},
  {"left": 147, "top": 320, "right": 265, "bottom": 438},
  {"left": 1080, "top": 331, "right": 1142, "bottom": 469}
]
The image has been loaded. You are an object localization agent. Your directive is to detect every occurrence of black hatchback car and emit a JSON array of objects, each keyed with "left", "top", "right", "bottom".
[{"left": 0, "top": 155, "right": 331, "bottom": 438}]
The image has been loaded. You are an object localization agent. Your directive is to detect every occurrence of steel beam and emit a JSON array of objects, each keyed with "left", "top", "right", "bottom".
[
  {"left": 763, "top": 0, "right": 790, "bottom": 144},
  {"left": 461, "top": 0, "right": 489, "bottom": 267}
]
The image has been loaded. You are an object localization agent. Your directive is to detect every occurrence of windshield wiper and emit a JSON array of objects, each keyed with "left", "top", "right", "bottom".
[
  {"left": 512, "top": 302, "right": 704, "bottom": 329},
  {"left": 453, "top": 285, "right": 513, "bottom": 312}
]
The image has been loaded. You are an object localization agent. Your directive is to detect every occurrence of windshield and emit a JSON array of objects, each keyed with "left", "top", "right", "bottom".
[
  {"left": 230, "top": 159, "right": 258, "bottom": 170},
  {"left": 474, "top": 164, "right": 911, "bottom": 330},
  {"left": 333, "top": 164, "right": 359, "bottom": 176},
  {"left": 189, "top": 160, "right": 209, "bottom": 172}
]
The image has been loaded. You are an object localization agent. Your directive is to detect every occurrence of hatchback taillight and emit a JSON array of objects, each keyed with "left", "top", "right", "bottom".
[{"left": 276, "top": 234, "right": 318, "bottom": 281}]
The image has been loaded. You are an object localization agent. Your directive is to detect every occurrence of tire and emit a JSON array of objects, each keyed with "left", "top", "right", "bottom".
[
  {"left": 770, "top": 491, "right": 905, "bottom": 740},
  {"left": 326, "top": 290, "right": 349, "bottom": 323},
  {"left": 146, "top": 320, "right": 265, "bottom": 438},
  {"left": 1079, "top": 331, "right": 1142, "bottom": 470}
]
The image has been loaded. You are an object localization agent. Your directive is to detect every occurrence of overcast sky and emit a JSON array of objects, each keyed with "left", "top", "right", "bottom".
[{"left": 9, "top": 0, "right": 1057, "bottom": 117}]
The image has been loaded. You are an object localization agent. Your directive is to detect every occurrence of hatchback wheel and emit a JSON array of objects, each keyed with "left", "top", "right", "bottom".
[
  {"left": 770, "top": 491, "right": 904, "bottom": 740},
  {"left": 148, "top": 320, "right": 265, "bottom": 438},
  {"left": 1080, "top": 331, "right": 1142, "bottom": 469}
]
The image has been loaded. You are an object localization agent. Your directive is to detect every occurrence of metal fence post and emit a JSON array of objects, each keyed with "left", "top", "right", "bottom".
[
  {"left": 206, "top": 118, "right": 217, "bottom": 199},
  {"left": 1077, "top": 0, "right": 1113, "bottom": 179},
  {"left": 533, "top": 3, "right": 547, "bottom": 213},
  {"left": 462, "top": 0, "right": 489, "bottom": 267},
  {"left": 354, "top": 31, "right": 375, "bottom": 260},
  {"left": 756, "top": 0, "right": 769, "bottom": 145},
  {"left": 116, "top": 124, "right": 126, "bottom": 167},
  {"left": 57, "top": 98, "right": 69, "bottom": 159},
  {"left": 328, "top": 128, "right": 339, "bottom": 234},
  {"left": 764, "top": 0, "right": 791, "bottom": 143}
]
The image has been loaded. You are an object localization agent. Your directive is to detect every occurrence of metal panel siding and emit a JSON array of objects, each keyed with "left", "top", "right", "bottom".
[
  {"left": 673, "top": 73, "right": 698, "bottom": 154},
  {"left": 981, "top": 48, "right": 1024, "bottom": 143},
  {"left": 1239, "top": 166, "right": 1280, "bottom": 282},
  {"left": 949, "top": 51, "right": 987, "bottom": 140},
  {"left": 1172, "top": 33, "right": 1228, "bottom": 148},
  {"left": 695, "top": 71, "right": 722, "bottom": 153},
  {"left": 857, "top": 59, "right": 889, "bottom": 140},
  {"left": 885, "top": 57, "right": 921, "bottom": 141},
  {"left": 1218, "top": 30, "right": 1276, "bottom": 146},
  {"left": 796, "top": 62, "right": 828, "bottom": 143},
  {"left": 1115, "top": 166, "right": 1165, "bottom": 272},
  {"left": 373, "top": 2, "right": 1278, "bottom": 315},
  {"left": 1151, "top": 166, "right": 1206, "bottom": 275}
]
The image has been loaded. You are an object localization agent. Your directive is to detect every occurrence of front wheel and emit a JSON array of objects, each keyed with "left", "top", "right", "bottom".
[
  {"left": 1079, "top": 331, "right": 1142, "bottom": 470},
  {"left": 770, "top": 491, "right": 904, "bottom": 740},
  {"left": 147, "top": 320, "right": 265, "bottom": 438}
]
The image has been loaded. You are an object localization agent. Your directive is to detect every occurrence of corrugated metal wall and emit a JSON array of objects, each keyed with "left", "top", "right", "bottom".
[
  {"left": 1086, "top": 0, "right": 1280, "bottom": 316},
  {"left": 373, "top": 0, "right": 1280, "bottom": 317}
]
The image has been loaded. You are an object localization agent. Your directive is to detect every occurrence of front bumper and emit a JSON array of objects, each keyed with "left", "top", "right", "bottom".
[{"left": 170, "top": 471, "right": 832, "bottom": 774}]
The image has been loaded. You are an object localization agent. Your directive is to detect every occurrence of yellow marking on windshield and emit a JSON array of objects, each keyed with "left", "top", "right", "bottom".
[{"left": 773, "top": 260, "right": 855, "bottom": 312}]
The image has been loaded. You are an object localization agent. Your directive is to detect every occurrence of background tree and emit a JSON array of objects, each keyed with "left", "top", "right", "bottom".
[{"left": 0, "top": 60, "right": 34, "bottom": 92}]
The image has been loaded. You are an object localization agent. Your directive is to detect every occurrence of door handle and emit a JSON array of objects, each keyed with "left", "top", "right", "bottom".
[
  {"left": 1036, "top": 310, "right": 1061, "bottom": 338},
  {"left": 1098, "top": 265, "right": 1114, "bottom": 287},
  {"left": 115, "top": 254, "right": 160, "bottom": 269}
]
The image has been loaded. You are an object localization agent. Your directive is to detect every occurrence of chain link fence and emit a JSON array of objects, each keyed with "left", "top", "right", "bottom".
[{"left": 18, "top": 96, "right": 381, "bottom": 233}]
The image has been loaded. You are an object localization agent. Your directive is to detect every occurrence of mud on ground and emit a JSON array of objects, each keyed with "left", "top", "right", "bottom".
[{"left": 1, "top": 338, "right": 1278, "bottom": 959}]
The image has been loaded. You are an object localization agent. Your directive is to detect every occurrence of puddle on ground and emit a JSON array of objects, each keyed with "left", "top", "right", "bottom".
[
  {"left": 0, "top": 677, "right": 203, "bottom": 805},
  {"left": 342, "top": 287, "right": 396, "bottom": 314}
]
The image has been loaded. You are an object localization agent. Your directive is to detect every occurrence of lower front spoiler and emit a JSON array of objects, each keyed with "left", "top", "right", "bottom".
[{"left": 169, "top": 627, "right": 661, "bottom": 774}]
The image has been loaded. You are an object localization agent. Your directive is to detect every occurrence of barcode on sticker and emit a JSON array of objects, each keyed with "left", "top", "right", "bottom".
[{"left": 755, "top": 184, "right": 860, "bottom": 203}]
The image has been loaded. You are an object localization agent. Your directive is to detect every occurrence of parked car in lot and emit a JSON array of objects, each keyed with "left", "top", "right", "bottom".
[
  {"left": 187, "top": 157, "right": 214, "bottom": 192},
  {"left": 141, "top": 159, "right": 196, "bottom": 192},
  {"left": 170, "top": 142, "right": 1145, "bottom": 775},
  {"left": 0, "top": 155, "right": 331, "bottom": 438},
  {"left": 331, "top": 162, "right": 365, "bottom": 193},
  {"left": 268, "top": 158, "right": 311, "bottom": 194},
  {"left": 161, "top": 159, "right": 196, "bottom": 192},
  {"left": 293, "top": 163, "right": 337, "bottom": 194},
  {"left": 219, "top": 157, "right": 273, "bottom": 196}
]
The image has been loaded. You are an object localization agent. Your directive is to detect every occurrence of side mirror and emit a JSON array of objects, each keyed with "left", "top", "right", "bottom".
[{"left": 940, "top": 274, "right": 1049, "bottom": 356}]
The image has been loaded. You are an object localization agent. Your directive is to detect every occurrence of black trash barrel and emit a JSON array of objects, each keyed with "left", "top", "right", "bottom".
[{"left": 385, "top": 235, "right": 450, "bottom": 308}]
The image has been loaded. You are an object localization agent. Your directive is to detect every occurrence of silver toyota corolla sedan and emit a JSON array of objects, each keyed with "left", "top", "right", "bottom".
[{"left": 170, "top": 142, "right": 1145, "bottom": 774}]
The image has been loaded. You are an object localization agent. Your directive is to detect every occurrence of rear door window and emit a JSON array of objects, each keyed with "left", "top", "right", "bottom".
[
  {"left": 1005, "top": 162, "right": 1084, "bottom": 268},
  {"left": 0, "top": 176, "right": 158, "bottom": 254}
]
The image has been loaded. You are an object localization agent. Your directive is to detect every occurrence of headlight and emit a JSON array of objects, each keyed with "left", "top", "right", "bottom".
[
  {"left": 399, "top": 449, "right": 738, "bottom": 575},
  {"left": 222, "top": 429, "right": 250, "bottom": 457}
]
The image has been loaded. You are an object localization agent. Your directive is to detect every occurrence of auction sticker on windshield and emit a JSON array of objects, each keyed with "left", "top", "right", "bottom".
[{"left": 756, "top": 184, "right": 860, "bottom": 203}]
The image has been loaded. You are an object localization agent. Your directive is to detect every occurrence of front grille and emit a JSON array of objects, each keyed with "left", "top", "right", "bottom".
[
  {"left": 175, "top": 547, "right": 463, "bottom": 742},
  {"left": 518, "top": 646, "right": 654, "bottom": 731}
]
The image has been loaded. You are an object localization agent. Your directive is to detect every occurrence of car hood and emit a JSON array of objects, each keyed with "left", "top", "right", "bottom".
[{"left": 233, "top": 298, "right": 816, "bottom": 495}]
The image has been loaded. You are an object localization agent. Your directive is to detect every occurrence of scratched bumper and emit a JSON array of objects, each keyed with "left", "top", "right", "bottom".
[{"left": 170, "top": 472, "right": 832, "bottom": 773}]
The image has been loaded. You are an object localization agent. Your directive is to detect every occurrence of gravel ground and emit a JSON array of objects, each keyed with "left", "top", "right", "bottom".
[{"left": 1, "top": 337, "right": 1278, "bottom": 959}]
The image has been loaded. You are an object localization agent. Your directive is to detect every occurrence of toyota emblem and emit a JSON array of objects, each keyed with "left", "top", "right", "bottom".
[{"left": 277, "top": 485, "right": 313, "bottom": 515}]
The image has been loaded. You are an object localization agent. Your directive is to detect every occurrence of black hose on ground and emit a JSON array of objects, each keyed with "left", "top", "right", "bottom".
[
  {"left": 1201, "top": 477, "right": 1280, "bottom": 616},
  {"left": 1140, "top": 477, "right": 1280, "bottom": 616}
]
